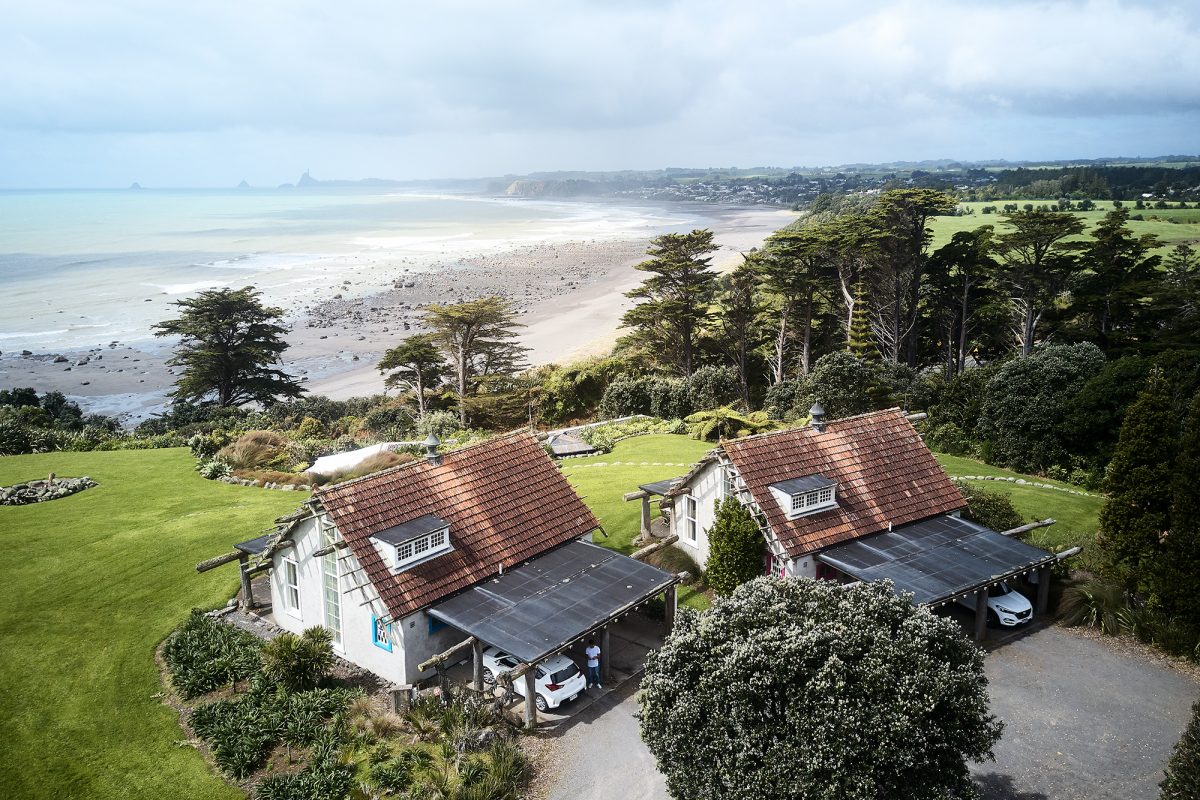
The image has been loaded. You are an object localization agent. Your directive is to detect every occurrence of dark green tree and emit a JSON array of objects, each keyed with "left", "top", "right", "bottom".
[
  {"left": 621, "top": 229, "right": 719, "bottom": 377},
  {"left": 639, "top": 578, "right": 1002, "bottom": 800},
  {"left": 846, "top": 280, "right": 877, "bottom": 360},
  {"left": 799, "top": 351, "right": 879, "bottom": 420},
  {"left": 424, "top": 296, "right": 528, "bottom": 424},
  {"left": 1160, "top": 244, "right": 1200, "bottom": 348},
  {"left": 1150, "top": 394, "right": 1200, "bottom": 628},
  {"left": 757, "top": 226, "right": 833, "bottom": 380},
  {"left": 978, "top": 342, "right": 1106, "bottom": 472},
  {"left": 995, "top": 210, "right": 1085, "bottom": 355},
  {"left": 1160, "top": 700, "right": 1200, "bottom": 800},
  {"left": 928, "top": 226, "right": 1004, "bottom": 377},
  {"left": 1070, "top": 208, "right": 1161, "bottom": 352},
  {"left": 153, "top": 286, "right": 303, "bottom": 407},
  {"left": 713, "top": 262, "right": 766, "bottom": 409},
  {"left": 705, "top": 497, "right": 764, "bottom": 595},
  {"left": 1097, "top": 368, "right": 1177, "bottom": 590},
  {"left": 377, "top": 333, "right": 448, "bottom": 419}
]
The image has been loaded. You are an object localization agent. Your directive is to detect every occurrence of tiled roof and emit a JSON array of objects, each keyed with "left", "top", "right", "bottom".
[
  {"left": 316, "top": 432, "right": 600, "bottom": 620},
  {"left": 721, "top": 409, "right": 966, "bottom": 558}
]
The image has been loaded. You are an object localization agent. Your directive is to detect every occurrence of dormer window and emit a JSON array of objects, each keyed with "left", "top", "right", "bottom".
[
  {"left": 769, "top": 475, "right": 838, "bottom": 519},
  {"left": 371, "top": 514, "right": 453, "bottom": 571}
]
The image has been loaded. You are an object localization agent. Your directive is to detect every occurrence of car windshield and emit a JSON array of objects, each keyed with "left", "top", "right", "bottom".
[
  {"left": 988, "top": 582, "right": 1011, "bottom": 598},
  {"left": 550, "top": 664, "right": 580, "bottom": 684}
]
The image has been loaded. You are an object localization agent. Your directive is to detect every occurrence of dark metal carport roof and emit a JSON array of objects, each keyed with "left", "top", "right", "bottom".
[
  {"left": 816, "top": 514, "right": 1055, "bottom": 606},
  {"left": 638, "top": 477, "right": 682, "bottom": 496},
  {"left": 427, "top": 539, "right": 679, "bottom": 664}
]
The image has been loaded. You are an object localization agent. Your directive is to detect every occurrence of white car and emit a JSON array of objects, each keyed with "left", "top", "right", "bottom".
[
  {"left": 480, "top": 646, "right": 587, "bottom": 712},
  {"left": 956, "top": 581, "right": 1034, "bottom": 627}
]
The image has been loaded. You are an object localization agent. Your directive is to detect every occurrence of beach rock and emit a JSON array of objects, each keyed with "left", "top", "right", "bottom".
[
  {"left": 21, "top": 350, "right": 32, "bottom": 356},
  {"left": 0, "top": 476, "right": 97, "bottom": 506},
  {"left": 53, "top": 355, "right": 68, "bottom": 363}
]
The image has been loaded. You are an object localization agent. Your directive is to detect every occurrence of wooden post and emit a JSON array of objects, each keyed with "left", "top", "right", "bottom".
[
  {"left": 664, "top": 584, "right": 677, "bottom": 629},
  {"left": 472, "top": 638, "right": 485, "bottom": 692},
  {"left": 523, "top": 668, "right": 537, "bottom": 729},
  {"left": 238, "top": 554, "right": 254, "bottom": 609},
  {"left": 1036, "top": 565, "right": 1051, "bottom": 615},
  {"left": 974, "top": 589, "right": 989, "bottom": 642},
  {"left": 601, "top": 626, "right": 611, "bottom": 684},
  {"left": 640, "top": 496, "right": 652, "bottom": 539}
]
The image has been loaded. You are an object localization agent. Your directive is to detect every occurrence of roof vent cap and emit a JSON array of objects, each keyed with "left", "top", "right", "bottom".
[
  {"left": 809, "top": 402, "right": 826, "bottom": 433},
  {"left": 423, "top": 433, "right": 441, "bottom": 464}
]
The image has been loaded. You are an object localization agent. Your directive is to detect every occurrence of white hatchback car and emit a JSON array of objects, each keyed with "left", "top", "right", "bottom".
[
  {"left": 956, "top": 580, "right": 1034, "bottom": 627},
  {"left": 480, "top": 646, "right": 587, "bottom": 712}
]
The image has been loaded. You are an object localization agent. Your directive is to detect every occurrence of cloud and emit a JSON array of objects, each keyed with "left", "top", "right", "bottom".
[{"left": 0, "top": 0, "right": 1197, "bottom": 185}]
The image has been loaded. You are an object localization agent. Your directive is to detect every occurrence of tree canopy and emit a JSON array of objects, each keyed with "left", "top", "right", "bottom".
[
  {"left": 704, "top": 497, "right": 764, "bottom": 595},
  {"left": 377, "top": 333, "right": 448, "bottom": 419},
  {"left": 639, "top": 578, "right": 1002, "bottom": 800},
  {"left": 153, "top": 286, "right": 303, "bottom": 407}
]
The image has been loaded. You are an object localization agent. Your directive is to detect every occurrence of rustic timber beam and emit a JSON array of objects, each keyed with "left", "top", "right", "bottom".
[
  {"left": 623, "top": 490, "right": 649, "bottom": 502},
  {"left": 417, "top": 636, "right": 477, "bottom": 673},
  {"left": 1056, "top": 546, "right": 1082, "bottom": 560},
  {"left": 630, "top": 535, "right": 679, "bottom": 561},
  {"left": 999, "top": 519, "right": 1056, "bottom": 537},
  {"left": 905, "top": 412, "right": 928, "bottom": 423},
  {"left": 195, "top": 551, "right": 243, "bottom": 573},
  {"left": 312, "top": 540, "right": 348, "bottom": 558}
]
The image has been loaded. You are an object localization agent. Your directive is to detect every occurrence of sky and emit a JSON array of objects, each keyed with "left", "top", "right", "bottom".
[{"left": 1, "top": 0, "right": 1198, "bottom": 188}]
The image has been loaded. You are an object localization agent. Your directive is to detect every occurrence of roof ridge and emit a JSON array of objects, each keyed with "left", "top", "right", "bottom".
[
  {"left": 316, "top": 429, "right": 537, "bottom": 497},
  {"left": 719, "top": 407, "right": 907, "bottom": 448}
]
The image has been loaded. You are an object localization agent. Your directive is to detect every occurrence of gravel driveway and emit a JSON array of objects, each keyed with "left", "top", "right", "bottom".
[{"left": 544, "top": 625, "right": 1198, "bottom": 800}]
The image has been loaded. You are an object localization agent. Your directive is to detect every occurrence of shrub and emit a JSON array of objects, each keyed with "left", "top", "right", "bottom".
[
  {"left": 686, "top": 366, "right": 739, "bottom": 411},
  {"left": 360, "top": 403, "right": 416, "bottom": 437},
  {"left": 163, "top": 610, "right": 263, "bottom": 699},
  {"left": 0, "top": 419, "right": 33, "bottom": 455},
  {"left": 1059, "top": 578, "right": 1126, "bottom": 634},
  {"left": 1161, "top": 700, "right": 1200, "bottom": 800},
  {"left": 953, "top": 481, "right": 1023, "bottom": 532},
  {"left": 295, "top": 416, "right": 325, "bottom": 439},
  {"left": 237, "top": 469, "right": 312, "bottom": 487},
  {"left": 260, "top": 627, "right": 335, "bottom": 692},
  {"left": 196, "top": 457, "right": 232, "bottom": 480},
  {"left": 599, "top": 376, "right": 653, "bottom": 418},
  {"left": 217, "top": 430, "right": 291, "bottom": 471},
  {"left": 705, "top": 497, "right": 764, "bottom": 596},
  {"left": 926, "top": 423, "right": 974, "bottom": 457}
]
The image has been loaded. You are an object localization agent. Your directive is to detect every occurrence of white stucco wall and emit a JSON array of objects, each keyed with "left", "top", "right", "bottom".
[
  {"left": 270, "top": 513, "right": 449, "bottom": 686},
  {"left": 670, "top": 460, "right": 722, "bottom": 568}
]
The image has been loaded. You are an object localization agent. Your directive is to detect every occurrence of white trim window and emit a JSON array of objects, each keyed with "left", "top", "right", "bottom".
[
  {"left": 392, "top": 527, "right": 452, "bottom": 570},
  {"left": 788, "top": 486, "right": 837, "bottom": 517},
  {"left": 681, "top": 495, "right": 698, "bottom": 543},
  {"left": 282, "top": 556, "right": 301, "bottom": 618},
  {"left": 319, "top": 521, "right": 343, "bottom": 648}
]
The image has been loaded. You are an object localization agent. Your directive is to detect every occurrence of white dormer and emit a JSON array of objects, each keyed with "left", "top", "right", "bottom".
[
  {"left": 768, "top": 475, "right": 838, "bottom": 520},
  {"left": 370, "top": 513, "right": 454, "bottom": 572}
]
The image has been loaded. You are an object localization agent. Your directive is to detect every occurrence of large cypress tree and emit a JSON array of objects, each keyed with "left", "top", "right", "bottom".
[
  {"left": 705, "top": 496, "right": 764, "bottom": 596},
  {"left": 1097, "top": 368, "right": 1178, "bottom": 589}
]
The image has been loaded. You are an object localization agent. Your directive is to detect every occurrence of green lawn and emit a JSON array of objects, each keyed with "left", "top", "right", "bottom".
[
  {"left": 0, "top": 448, "right": 300, "bottom": 800},
  {"left": 560, "top": 435, "right": 713, "bottom": 608},
  {"left": 934, "top": 453, "right": 1104, "bottom": 553},
  {"left": 929, "top": 200, "right": 1200, "bottom": 256}
]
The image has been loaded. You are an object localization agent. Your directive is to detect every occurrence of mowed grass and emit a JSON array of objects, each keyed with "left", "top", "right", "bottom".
[
  {"left": 934, "top": 453, "right": 1104, "bottom": 552},
  {"left": 561, "top": 435, "right": 713, "bottom": 609},
  {"left": 929, "top": 200, "right": 1200, "bottom": 256},
  {"left": 0, "top": 448, "right": 300, "bottom": 800}
]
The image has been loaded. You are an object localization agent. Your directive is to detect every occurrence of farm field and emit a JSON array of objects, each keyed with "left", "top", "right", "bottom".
[
  {"left": 0, "top": 448, "right": 298, "bottom": 800},
  {"left": 929, "top": 200, "right": 1200, "bottom": 255}
]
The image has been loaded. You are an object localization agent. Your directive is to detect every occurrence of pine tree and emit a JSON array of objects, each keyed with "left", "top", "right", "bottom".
[
  {"left": 1160, "top": 700, "right": 1200, "bottom": 800},
  {"left": 847, "top": 281, "right": 877, "bottom": 360},
  {"left": 705, "top": 496, "right": 764, "bottom": 596},
  {"left": 1097, "top": 368, "right": 1178, "bottom": 589}
]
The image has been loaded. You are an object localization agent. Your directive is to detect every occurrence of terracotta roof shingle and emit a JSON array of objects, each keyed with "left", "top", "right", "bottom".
[
  {"left": 316, "top": 432, "right": 600, "bottom": 620},
  {"left": 721, "top": 409, "right": 966, "bottom": 558}
]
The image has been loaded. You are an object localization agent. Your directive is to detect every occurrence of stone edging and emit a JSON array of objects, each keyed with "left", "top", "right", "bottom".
[
  {"left": 952, "top": 475, "right": 1098, "bottom": 498},
  {"left": 0, "top": 475, "right": 97, "bottom": 505}
]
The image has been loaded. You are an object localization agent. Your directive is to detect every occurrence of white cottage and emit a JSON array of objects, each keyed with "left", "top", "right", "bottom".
[
  {"left": 655, "top": 406, "right": 1058, "bottom": 639},
  {"left": 241, "top": 432, "right": 608, "bottom": 686}
]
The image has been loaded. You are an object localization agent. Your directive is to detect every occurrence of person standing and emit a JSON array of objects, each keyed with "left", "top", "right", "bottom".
[{"left": 585, "top": 638, "right": 602, "bottom": 689}]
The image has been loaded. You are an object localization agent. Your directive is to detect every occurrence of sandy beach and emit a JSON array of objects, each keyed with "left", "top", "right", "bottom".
[{"left": 0, "top": 203, "right": 795, "bottom": 421}]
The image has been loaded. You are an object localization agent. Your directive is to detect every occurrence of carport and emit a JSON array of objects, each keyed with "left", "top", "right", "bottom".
[
  {"left": 816, "top": 515, "right": 1058, "bottom": 641},
  {"left": 423, "top": 539, "right": 680, "bottom": 728}
]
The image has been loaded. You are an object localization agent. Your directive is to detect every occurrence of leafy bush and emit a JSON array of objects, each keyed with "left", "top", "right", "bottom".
[
  {"left": 0, "top": 419, "right": 33, "bottom": 455},
  {"left": 926, "top": 423, "right": 975, "bottom": 457},
  {"left": 705, "top": 497, "right": 764, "bottom": 596},
  {"left": 599, "top": 376, "right": 653, "bottom": 418},
  {"left": 196, "top": 457, "right": 232, "bottom": 480},
  {"left": 237, "top": 469, "right": 313, "bottom": 487},
  {"left": 295, "top": 416, "right": 325, "bottom": 439},
  {"left": 686, "top": 366, "right": 740, "bottom": 411},
  {"left": 162, "top": 610, "right": 263, "bottom": 699},
  {"left": 954, "top": 481, "right": 1023, "bottom": 532},
  {"left": 1059, "top": 579, "right": 1127, "bottom": 634},
  {"left": 1160, "top": 700, "right": 1200, "bottom": 800},
  {"left": 360, "top": 403, "right": 416, "bottom": 438},
  {"left": 576, "top": 417, "right": 684, "bottom": 454},
  {"left": 260, "top": 627, "right": 335, "bottom": 692}
]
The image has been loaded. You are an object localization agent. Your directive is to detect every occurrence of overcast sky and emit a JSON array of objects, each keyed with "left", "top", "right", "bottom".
[{"left": 2, "top": 0, "right": 1198, "bottom": 188}]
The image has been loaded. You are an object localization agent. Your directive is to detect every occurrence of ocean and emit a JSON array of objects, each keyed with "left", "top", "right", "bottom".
[{"left": 0, "top": 188, "right": 690, "bottom": 355}]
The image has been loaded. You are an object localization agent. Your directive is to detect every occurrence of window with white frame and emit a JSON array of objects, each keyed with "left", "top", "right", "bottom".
[
  {"left": 787, "top": 485, "right": 837, "bottom": 517},
  {"left": 282, "top": 557, "right": 301, "bottom": 617},
  {"left": 391, "top": 528, "right": 452, "bottom": 570},
  {"left": 681, "top": 495, "right": 698, "bottom": 542},
  {"left": 319, "top": 520, "right": 343, "bottom": 648}
]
